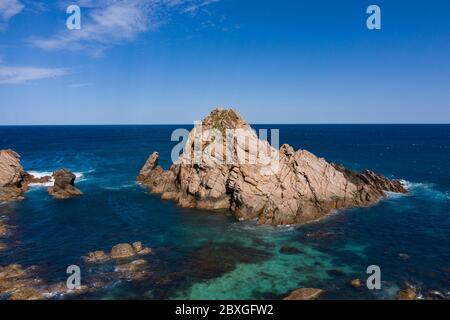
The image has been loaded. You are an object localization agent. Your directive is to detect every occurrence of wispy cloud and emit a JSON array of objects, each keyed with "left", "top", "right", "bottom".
[
  {"left": 68, "top": 82, "right": 92, "bottom": 88},
  {"left": 0, "top": 64, "right": 68, "bottom": 84},
  {"left": 0, "top": 0, "right": 24, "bottom": 28},
  {"left": 28, "top": 0, "right": 220, "bottom": 56}
]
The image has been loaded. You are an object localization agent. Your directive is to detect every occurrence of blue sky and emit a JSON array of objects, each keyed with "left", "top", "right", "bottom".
[{"left": 0, "top": 0, "right": 449, "bottom": 124}]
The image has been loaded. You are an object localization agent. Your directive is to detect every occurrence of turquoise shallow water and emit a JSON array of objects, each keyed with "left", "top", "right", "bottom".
[{"left": 1, "top": 125, "right": 450, "bottom": 299}]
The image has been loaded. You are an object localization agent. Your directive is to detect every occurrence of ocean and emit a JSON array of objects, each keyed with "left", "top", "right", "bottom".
[{"left": 1, "top": 124, "right": 449, "bottom": 299}]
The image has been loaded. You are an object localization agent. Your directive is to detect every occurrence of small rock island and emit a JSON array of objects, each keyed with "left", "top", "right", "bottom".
[
  {"left": 137, "top": 108, "right": 407, "bottom": 226},
  {"left": 0, "top": 149, "right": 81, "bottom": 202}
]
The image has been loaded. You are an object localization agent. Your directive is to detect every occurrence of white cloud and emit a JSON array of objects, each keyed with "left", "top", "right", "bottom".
[
  {"left": 0, "top": 0, "right": 24, "bottom": 27},
  {"left": 28, "top": 0, "right": 220, "bottom": 55},
  {"left": 0, "top": 65, "right": 67, "bottom": 84},
  {"left": 68, "top": 82, "right": 92, "bottom": 88}
]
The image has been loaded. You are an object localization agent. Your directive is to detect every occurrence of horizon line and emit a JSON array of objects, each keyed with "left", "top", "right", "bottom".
[{"left": 1, "top": 123, "right": 450, "bottom": 126}]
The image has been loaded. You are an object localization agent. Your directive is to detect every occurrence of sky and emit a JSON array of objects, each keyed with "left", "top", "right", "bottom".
[{"left": 0, "top": 0, "right": 449, "bottom": 125}]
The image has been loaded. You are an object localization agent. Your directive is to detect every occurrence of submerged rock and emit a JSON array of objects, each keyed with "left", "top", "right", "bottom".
[
  {"left": 283, "top": 288, "right": 324, "bottom": 300},
  {"left": 137, "top": 108, "right": 407, "bottom": 226},
  {"left": 279, "top": 246, "right": 302, "bottom": 254},
  {"left": 115, "top": 259, "right": 150, "bottom": 280},
  {"left": 48, "top": 169, "right": 82, "bottom": 199},
  {"left": 82, "top": 250, "right": 110, "bottom": 263}
]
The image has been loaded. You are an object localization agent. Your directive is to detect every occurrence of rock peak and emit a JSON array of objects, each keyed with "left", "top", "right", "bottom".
[{"left": 201, "top": 108, "right": 249, "bottom": 131}]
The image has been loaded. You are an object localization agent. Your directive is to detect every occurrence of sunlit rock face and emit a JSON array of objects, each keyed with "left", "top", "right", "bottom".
[
  {"left": 0, "top": 150, "right": 29, "bottom": 202},
  {"left": 138, "top": 108, "right": 407, "bottom": 226}
]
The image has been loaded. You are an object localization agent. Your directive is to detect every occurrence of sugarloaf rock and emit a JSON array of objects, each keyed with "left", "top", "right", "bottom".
[{"left": 137, "top": 108, "right": 407, "bottom": 226}]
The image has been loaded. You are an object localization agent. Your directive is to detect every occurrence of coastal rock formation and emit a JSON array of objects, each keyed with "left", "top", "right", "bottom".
[
  {"left": 137, "top": 108, "right": 407, "bottom": 226},
  {"left": 283, "top": 288, "right": 324, "bottom": 300},
  {"left": 0, "top": 263, "right": 95, "bottom": 300},
  {"left": 82, "top": 242, "right": 152, "bottom": 263},
  {"left": 0, "top": 150, "right": 30, "bottom": 202},
  {"left": 48, "top": 169, "right": 82, "bottom": 199}
]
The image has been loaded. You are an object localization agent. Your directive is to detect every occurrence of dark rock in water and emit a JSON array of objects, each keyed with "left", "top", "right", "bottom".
[
  {"left": 0, "top": 150, "right": 30, "bottom": 202},
  {"left": 183, "top": 244, "right": 271, "bottom": 280},
  {"left": 279, "top": 246, "right": 302, "bottom": 254},
  {"left": 82, "top": 250, "right": 110, "bottom": 263},
  {"left": 327, "top": 269, "right": 347, "bottom": 277},
  {"left": 283, "top": 288, "right": 324, "bottom": 300},
  {"left": 115, "top": 259, "right": 150, "bottom": 280},
  {"left": 48, "top": 169, "right": 82, "bottom": 199},
  {"left": 137, "top": 108, "right": 407, "bottom": 226},
  {"left": 305, "top": 230, "right": 343, "bottom": 241}
]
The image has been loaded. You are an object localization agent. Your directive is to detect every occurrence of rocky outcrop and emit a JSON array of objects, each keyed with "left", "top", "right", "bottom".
[
  {"left": 283, "top": 288, "right": 324, "bottom": 300},
  {"left": 48, "top": 169, "right": 82, "bottom": 199},
  {"left": 82, "top": 242, "right": 152, "bottom": 263},
  {"left": 82, "top": 243, "right": 153, "bottom": 282},
  {"left": 0, "top": 263, "right": 95, "bottom": 300},
  {"left": 137, "top": 108, "right": 407, "bottom": 226},
  {"left": 0, "top": 150, "right": 30, "bottom": 202}
]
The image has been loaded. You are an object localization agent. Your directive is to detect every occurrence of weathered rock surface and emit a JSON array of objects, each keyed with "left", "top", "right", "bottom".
[
  {"left": 0, "top": 263, "right": 98, "bottom": 300},
  {"left": 283, "top": 288, "right": 324, "bottom": 300},
  {"left": 0, "top": 150, "right": 30, "bottom": 202},
  {"left": 137, "top": 108, "right": 407, "bottom": 226},
  {"left": 82, "top": 242, "right": 152, "bottom": 263},
  {"left": 47, "top": 169, "right": 82, "bottom": 199}
]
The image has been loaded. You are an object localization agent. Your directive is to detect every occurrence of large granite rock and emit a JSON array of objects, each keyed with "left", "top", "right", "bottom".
[
  {"left": 48, "top": 169, "right": 82, "bottom": 199},
  {"left": 137, "top": 108, "right": 407, "bottom": 226},
  {"left": 0, "top": 150, "right": 30, "bottom": 202}
]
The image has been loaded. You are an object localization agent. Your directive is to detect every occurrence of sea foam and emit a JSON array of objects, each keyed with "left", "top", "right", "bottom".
[{"left": 28, "top": 171, "right": 85, "bottom": 187}]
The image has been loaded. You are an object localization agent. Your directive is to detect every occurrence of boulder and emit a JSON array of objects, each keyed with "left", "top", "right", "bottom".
[
  {"left": 283, "top": 288, "right": 324, "bottom": 300},
  {"left": 48, "top": 169, "right": 82, "bottom": 199},
  {"left": 110, "top": 243, "right": 136, "bottom": 259},
  {"left": 137, "top": 108, "right": 407, "bottom": 226}
]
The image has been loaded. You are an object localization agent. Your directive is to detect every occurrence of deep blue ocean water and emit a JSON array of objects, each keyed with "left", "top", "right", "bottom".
[{"left": 1, "top": 125, "right": 450, "bottom": 299}]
